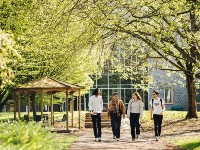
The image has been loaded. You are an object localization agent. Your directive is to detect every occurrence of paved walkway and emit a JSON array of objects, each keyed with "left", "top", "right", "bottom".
[{"left": 70, "top": 118, "right": 180, "bottom": 150}]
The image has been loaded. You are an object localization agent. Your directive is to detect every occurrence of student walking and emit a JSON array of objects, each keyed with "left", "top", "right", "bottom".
[
  {"left": 88, "top": 88, "right": 103, "bottom": 142},
  {"left": 150, "top": 90, "right": 165, "bottom": 141},
  {"left": 108, "top": 92, "right": 126, "bottom": 141},
  {"left": 127, "top": 92, "right": 143, "bottom": 141}
]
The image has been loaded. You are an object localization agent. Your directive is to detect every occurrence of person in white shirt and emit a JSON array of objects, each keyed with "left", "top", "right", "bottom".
[
  {"left": 88, "top": 88, "right": 103, "bottom": 142},
  {"left": 127, "top": 92, "right": 143, "bottom": 141},
  {"left": 150, "top": 90, "right": 165, "bottom": 141}
]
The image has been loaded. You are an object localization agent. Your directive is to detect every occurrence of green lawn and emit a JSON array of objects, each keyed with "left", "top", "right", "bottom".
[
  {"left": 0, "top": 111, "right": 86, "bottom": 150},
  {"left": 141, "top": 110, "right": 189, "bottom": 130},
  {"left": 166, "top": 135, "right": 200, "bottom": 150},
  {"left": 0, "top": 121, "right": 77, "bottom": 150}
]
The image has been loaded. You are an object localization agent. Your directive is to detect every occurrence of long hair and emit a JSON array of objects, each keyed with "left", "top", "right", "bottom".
[
  {"left": 113, "top": 91, "right": 118, "bottom": 96},
  {"left": 92, "top": 88, "right": 99, "bottom": 96},
  {"left": 132, "top": 92, "right": 142, "bottom": 100}
]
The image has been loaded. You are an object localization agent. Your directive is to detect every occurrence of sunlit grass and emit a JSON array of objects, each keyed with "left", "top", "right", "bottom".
[
  {"left": 0, "top": 111, "right": 87, "bottom": 128},
  {"left": 141, "top": 110, "right": 191, "bottom": 130},
  {"left": 0, "top": 111, "right": 86, "bottom": 150},
  {"left": 166, "top": 136, "right": 200, "bottom": 150},
  {"left": 0, "top": 121, "right": 78, "bottom": 150}
]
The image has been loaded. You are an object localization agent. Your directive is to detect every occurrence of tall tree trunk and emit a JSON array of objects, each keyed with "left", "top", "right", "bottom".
[
  {"left": 0, "top": 91, "right": 12, "bottom": 112},
  {"left": 186, "top": 73, "right": 198, "bottom": 119},
  {"left": 30, "top": 93, "right": 37, "bottom": 121}
]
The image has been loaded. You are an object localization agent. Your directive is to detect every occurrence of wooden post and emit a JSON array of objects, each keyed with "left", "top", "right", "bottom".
[
  {"left": 41, "top": 92, "right": 44, "bottom": 121},
  {"left": 66, "top": 89, "right": 69, "bottom": 131},
  {"left": 27, "top": 92, "right": 30, "bottom": 121},
  {"left": 70, "top": 92, "right": 74, "bottom": 128},
  {"left": 13, "top": 92, "right": 16, "bottom": 120},
  {"left": 78, "top": 89, "right": 81, "bottom": 129},
  {"left": 17, "top": 93, "right": 21, "bottom": 120},
  {"left": 50, "top": 92, "right": 54, "bottom": 126}
]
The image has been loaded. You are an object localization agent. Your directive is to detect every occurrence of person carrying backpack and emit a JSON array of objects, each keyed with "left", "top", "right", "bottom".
[{"left": 150, "top": 90, "right": 165, "bottom": 141}]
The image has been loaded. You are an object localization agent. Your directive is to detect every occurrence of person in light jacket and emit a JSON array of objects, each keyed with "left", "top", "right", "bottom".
[
  {"left": 127, "top": 92, "right": 143, "bottom": 141},
  {"left": 88, "top": 88, "right": 103, "bottom": 142}
]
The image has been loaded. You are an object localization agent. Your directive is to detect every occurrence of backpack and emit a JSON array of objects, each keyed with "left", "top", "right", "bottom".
[{"left": 151, "top": 98, "right": 163, "bottom": 109}]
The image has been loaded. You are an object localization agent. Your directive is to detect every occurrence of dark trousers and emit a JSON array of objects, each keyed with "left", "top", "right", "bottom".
[
  {"left": 153, "top": 114, "right": 163, "bottom": 136},
  {"left": 110, "top": 113, "right": 122, "bottom": 138},
  {"left": 91, "top": 113, "right": 101, "bottom": 138},
  {"left": 130, "top": 113, "right": 140, "bottom": 139}
]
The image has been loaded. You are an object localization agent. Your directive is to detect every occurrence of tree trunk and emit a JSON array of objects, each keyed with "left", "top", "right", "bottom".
[
  {"left": 0, "top": 91, "right": 12, "bottom": 112},
  {"left": 185, "top": 73, "right": 198, "bottom": 119},
  {"left": 30, "top": 93, "right": 37, "bottom": 121}
]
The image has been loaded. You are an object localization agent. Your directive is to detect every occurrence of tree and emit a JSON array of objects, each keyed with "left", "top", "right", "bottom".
[
  {"left": 75, "top": 0, "right": 200, "bottom": 118},
  {"left": 0, "top": 0, "right": 109, "bottom": 111},
  {"left": 0, "top": 30, "right": 21, "bottom": 111}
]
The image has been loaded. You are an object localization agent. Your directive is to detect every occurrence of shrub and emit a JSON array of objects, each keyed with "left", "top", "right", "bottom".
[{"left": 0, "top": 121, "right": 76, "bottom": 150}]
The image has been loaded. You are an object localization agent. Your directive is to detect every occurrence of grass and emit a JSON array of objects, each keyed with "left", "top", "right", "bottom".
[
  {"left": 0, "top": 111, "right": 87, "bottom": 128},
  {"left": 166, "top": 136, "right": 200, "bottom": 150},
  {"left": 141, "top": 110, "right": 199, "bottom": 130},
  {"left": 0, "top": 111, "right": 86, "bottom": 150},
  {"left": 0, "top": 121, "right": 78, "bottom": 150}
]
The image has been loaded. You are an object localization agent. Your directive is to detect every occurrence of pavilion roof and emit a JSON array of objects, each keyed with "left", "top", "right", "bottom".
[{"left": 16, "top": 76, "right": 81, "bottom": 93}]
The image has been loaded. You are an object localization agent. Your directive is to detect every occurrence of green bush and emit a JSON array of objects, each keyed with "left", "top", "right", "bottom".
[{"left": 0, "top": 121, "right": 77, "bottom": 150}]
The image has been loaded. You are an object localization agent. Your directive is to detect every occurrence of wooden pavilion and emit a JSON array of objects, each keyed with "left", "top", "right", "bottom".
[{"left": 14, "top": 76, "right": 82, "bottom": 131}]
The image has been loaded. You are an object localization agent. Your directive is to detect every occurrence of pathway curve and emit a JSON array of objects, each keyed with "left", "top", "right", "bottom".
[{"left": 70, "top": 118, "right": 180, "bottom": 150}]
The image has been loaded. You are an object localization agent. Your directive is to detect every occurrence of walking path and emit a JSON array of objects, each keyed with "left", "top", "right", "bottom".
[{"left": 70, "top": 118, "right": 180, "bottom": 150}]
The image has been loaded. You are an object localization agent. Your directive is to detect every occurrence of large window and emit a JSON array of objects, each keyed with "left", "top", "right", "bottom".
[
  {"left": 196, "top": 87, "right": 200, "bottom": 104},
  {"left": 164, "top": 88, "right": 174, "bottom": 104}
]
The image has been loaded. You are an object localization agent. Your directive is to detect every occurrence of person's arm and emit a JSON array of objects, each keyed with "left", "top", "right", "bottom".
[
  {"left": 100, "top": 97, "right": 103, "bottom": 112},
  {"left": 150, "top": 100, "right": 153, "bottom": 120},
  {"left": 107, "top": 101, "right": 111, "bottom": 118},
  {"left": 120, "top": 100, "right": 126, "bottom": 119},
  {"left": 160, "top": 99, "right": 165, "bottom": 115},
  {"left": 88, "top": 97, "right": 94, "bottom": 113},
  {"left": 88, "top": 97, "right": 92, "bottom": 111},
  {"left": 127, "top": 100, "right": 131, "bottom": 119},
  {"left": 139, "top": 101, "right": 143, "bottom": 119}
]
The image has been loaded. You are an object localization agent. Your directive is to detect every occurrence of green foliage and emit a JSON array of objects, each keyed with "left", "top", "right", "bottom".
[
  {"left": 0, "top": 30, "right": 21, "bottom": 88},
  {"left": 0, "top": 0, "right": 110, "bottom": 110},
  {"left": 166, "top": 136, "right": 200, "bottom": 150},
  {"left": 0, "top": 121, "right": 77, "bottom": 150},
  {"left": 74, "top": 0, "right": 200, "bottom": 118},
  {"left": 0, "top": 0, "right": 108, "bottom": 88}
]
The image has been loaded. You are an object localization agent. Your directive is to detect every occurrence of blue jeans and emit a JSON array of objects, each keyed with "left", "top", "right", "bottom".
[
  {"left": 91, "top": 113, "right": 101, "bottom": 138},
  {"left": 110, "top": 113, "right": 122, "bottom": 138}
]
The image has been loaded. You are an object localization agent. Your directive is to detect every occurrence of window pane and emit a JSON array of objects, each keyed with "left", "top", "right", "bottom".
[
  {"left": 196, "top": 89, "right": 200, "bottom": 103},
  {"left": 165, "top": 89, "right": 173, "bottom": 103}
]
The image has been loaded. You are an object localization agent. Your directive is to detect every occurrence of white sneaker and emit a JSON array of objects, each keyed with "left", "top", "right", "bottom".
[
  {"left": 113, "top": 135, "right": 116, "bottom": 139},
  {"left": 95, "top": 138, "right": 98, "bottom": 141},
  {"left": 116, "top": 138, "right": 119, "bottom": 141},
  {"left": 155, "top": 136, "right": 158, "bottom": 141},
  {"left": 98, "top": 137, "right": 101, "bottom": 142}
]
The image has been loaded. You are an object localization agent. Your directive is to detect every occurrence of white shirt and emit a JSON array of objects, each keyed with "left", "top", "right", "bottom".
[
  {"left": 88, "top": 95, "right": 103, "bottom": 113},
  {"left": 127, "top": 99, "right": 143, "bottom": 118},
  {"left": 150, "top": 97, "right": 165, "bottom": 115}
]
